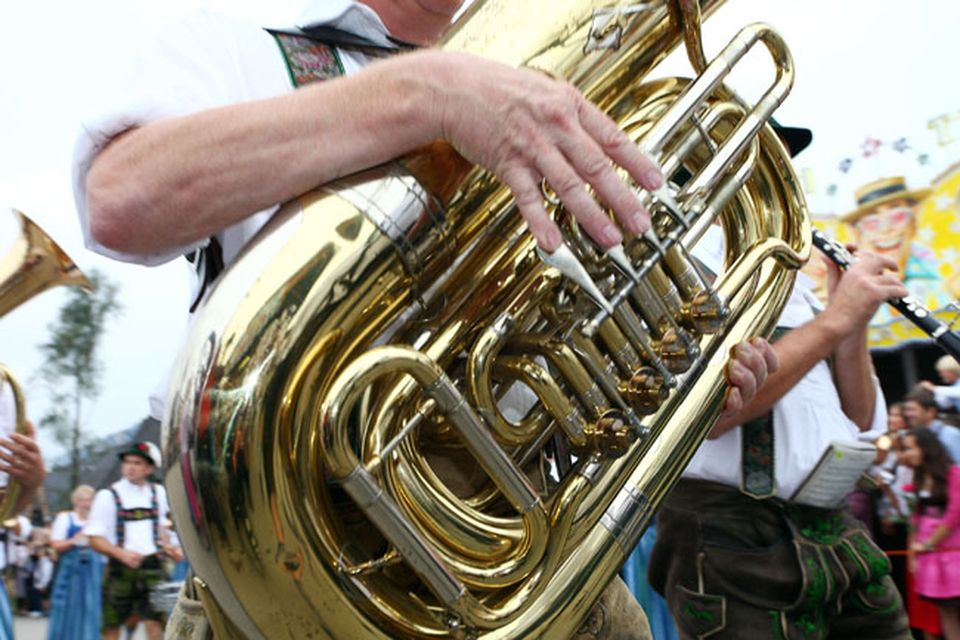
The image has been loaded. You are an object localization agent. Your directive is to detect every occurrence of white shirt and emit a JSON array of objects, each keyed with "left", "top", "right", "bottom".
[
  {"left": 0, "top": 384, "right": 13, "bottom": 487},
  {"left": 683, "top": 226, "right": 887, "bottom": 501},
  {"left": 50, "top": 510, "right": 89, "bottom": 547},
  {"left": 932, "top": 379, "right": 960, "bottom": 412},
  {"left": 85, "top": 478, "right": 170, "bottom": 556},
  {"left": 1, "top": 515, "right": 32, "bottom": 570},
  {"left": 73, "top": 0, "right": 388, "bottom": 269},
  {"left": 73, "top": 1, "right": 391, "bottom": 419}
]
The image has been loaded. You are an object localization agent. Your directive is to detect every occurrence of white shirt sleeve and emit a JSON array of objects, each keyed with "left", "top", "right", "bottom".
[
  {"left": 17, "top": 515, "right": 32, "bottom": 541},
  {"left": 0, "top": 386, "right": 13, "bottom": 487},
  {"left": 50, "top": 512, "right": 71, "bottom": 542},
  {"left": 72, "top": 10, "right": 288, "bottom": 266},
  {"left": 933, "top": 383, "right": 960, "bottom": 403},
  {"left": 84, "top": 488, "right": 117, "bottom": 543}
]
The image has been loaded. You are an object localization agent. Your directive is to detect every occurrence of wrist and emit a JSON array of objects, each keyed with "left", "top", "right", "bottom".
[{"left": 922, "top": 540, "right": 935, "bottom": 552}]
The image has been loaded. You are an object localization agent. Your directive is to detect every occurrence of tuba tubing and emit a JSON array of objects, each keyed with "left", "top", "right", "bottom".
[{"left": 163, "top": 1, "right": 810, "bottom": 638}]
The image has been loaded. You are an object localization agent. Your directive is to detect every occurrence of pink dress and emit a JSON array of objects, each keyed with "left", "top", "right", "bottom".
[{"left": 913, "top": 465, "right": 960, "bottom": 600}]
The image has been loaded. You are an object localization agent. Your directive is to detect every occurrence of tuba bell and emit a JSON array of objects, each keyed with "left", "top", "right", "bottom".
[
  {"left": 162, "top": 1, "right": 810, "bottom": 637},
  {"left": 0, "top": 209, "right": 93, "bottom": 521}
]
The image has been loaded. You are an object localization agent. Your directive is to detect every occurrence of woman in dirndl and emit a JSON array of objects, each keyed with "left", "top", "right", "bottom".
[
  {"left": 48, "top": 485, "right": 103, "bottom": 640},
  {"left": 903, "top": 427, "right": 960, "bottom": 639}
]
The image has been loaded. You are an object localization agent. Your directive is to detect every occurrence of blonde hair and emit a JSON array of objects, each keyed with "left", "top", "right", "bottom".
[
  {"left": 71, "top": 484, "right": 95, "bottom": 504},
  {"left": 935, "top": 355, "right": 960, "bottom": 374}
]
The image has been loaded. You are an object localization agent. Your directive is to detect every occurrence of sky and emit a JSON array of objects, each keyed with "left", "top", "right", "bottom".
[{"left": 1, "top": 0, "right": 958, "bottom": 462}]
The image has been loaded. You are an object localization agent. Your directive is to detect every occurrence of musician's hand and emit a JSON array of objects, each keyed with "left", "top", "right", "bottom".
[
  {"left": 718, "top": 337, "right": 779, "bottom": 420},
  {"left": 918, "top": 380, "right": 936, "bottom": 392},
  {"left": 0, "top": 420, "right": 45, "bottom": 493},
  {"left": 429, "top": 51, "right": 663, "bottom": 252},
  {"left": 824, "top": 250, "right": 908, "bottom": 328}
]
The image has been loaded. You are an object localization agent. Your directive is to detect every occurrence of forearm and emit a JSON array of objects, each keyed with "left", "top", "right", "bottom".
[
  {"left": 88, "top": 536, "right": 125, "bottom": 562},
  {"left": 86, "top": 51, "right": 443, "bottom": 256},
  {"left": 710, "top": 309, "right": 850, "bottom": 437},
  {"left": 924, "top": 523, "right": 953, "bottom": 547},
  {"left": 831, "top": 326, "right": 877, "bottom": 430},
  {"left": 49, "top": 539, "right": 73, "bottom": 555}
]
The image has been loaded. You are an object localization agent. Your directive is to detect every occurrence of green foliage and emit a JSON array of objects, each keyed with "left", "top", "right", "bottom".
[{"left": 37, "top": 269, "right": 121, "bottom": 487}]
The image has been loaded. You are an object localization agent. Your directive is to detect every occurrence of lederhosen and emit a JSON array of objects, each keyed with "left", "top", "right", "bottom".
[
  {"left": 102, "top": 483, "right": 168, "bottom": 628},
  {"left": 649, "top": 328, "right": 909, "bottom": 639}
]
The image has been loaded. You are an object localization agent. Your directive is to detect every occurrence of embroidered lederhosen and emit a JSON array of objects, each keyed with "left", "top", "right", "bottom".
[{"left": 650, "top": 324, "right": 907, "bottom": 639}]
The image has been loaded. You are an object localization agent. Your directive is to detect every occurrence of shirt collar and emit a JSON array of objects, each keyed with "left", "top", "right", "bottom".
[{"left": 296, "top": 0, "right": 394, "bottom": 49}]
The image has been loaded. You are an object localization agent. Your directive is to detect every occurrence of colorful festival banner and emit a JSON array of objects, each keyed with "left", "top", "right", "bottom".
[{"left": 803, "top": 162, "right": 960, "bottom": 351}]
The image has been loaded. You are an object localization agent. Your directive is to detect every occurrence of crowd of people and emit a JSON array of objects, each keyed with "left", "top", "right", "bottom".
[
  {"left": 848, "top": 356, "right": 960, "bottom": 640},
  {"left": 0, "top": 441, "right": 182, "bottom": 640}
]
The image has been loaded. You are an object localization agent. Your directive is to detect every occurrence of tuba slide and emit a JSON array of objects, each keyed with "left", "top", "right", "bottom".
[
  {"left": 0, "top": 209, "right": 92, "bottom": 521},
  {"left": 163, "top": 1, "right": 810, "bottom": 637}
]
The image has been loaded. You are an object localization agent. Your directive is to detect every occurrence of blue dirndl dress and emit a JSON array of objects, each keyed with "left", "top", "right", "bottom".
[
  {"left": 47, "top": 514, "right": 103, "bottom": 640},
  {"left": 0, "top": 578, "right": 12, "bottom": 640}
]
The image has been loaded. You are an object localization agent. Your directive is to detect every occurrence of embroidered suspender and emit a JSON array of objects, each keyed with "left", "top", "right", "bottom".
[
  {"left": 110, "top": 484, "right": 161, "bottom": 550},
  {"left": 740, "top": 326, "right": 791, "bottom": 499}
]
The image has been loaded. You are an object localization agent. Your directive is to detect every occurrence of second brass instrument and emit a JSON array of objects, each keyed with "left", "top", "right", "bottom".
[
  {"left": 163, "top": 1, "right": 811, "bottom": 637},
  {"left": 0, "top": 209, "right": 92, "bottom": 521}
]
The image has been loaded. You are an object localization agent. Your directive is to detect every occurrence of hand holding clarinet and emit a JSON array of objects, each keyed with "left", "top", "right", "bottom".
[{"left": 812, "top": 228, "right": 960, "bottom": 360}]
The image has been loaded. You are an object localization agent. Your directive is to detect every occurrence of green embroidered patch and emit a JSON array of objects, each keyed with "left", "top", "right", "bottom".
[{"left": 271, "top": 33, "right": 345, "bottom": 88}]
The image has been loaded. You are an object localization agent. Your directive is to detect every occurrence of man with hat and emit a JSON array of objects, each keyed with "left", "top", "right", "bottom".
[{"left": 86, "top": 442, "right": 180, "bottom": 640}]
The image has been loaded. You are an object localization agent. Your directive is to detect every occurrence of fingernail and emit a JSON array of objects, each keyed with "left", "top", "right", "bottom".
[
  {"left": 644, "top": 169, "right": 663, "bottom": 189},
  {"left": 626, "top": 211, "right": 649, "bottom": 235},
  {"left": 601, "top": 225, "right": 622, "bottom": 247},
  {"left": 540, "top": 227, "right": 563, "bottom": 253}
]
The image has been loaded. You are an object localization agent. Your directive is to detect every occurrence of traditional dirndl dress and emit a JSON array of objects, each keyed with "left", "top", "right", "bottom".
[
  {"left": 913, "top": 466, "right": 960, "bottom": 602},
  {"left": 47, "top": 514, "right": 103, "bottom": 640},
  {"left": 0, "top": 580, "right": 12, "bottom": 640}
]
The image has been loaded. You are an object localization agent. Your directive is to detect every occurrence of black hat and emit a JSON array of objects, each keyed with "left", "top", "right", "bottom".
[
  {"left": 117, "top": 441, "right": 161, "bottom": 467},
  {"left": 770, "top": 118, "right": 812, "bottom": 158}
]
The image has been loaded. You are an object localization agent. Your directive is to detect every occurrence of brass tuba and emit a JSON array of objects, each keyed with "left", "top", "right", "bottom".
[
  {"left": 162, "top": 1, "right": 810, "bottom": 637},
  {"left": 0, "top": 209, "right": 93, "bottom": 521}
]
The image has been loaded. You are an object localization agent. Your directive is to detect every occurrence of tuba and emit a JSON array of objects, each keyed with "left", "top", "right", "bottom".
[
  {"left": 163, "top": 1, "right": 810, "bottom": 637},
  {"left": 0, "top": 209, "right": 93, "bottom": 521}
]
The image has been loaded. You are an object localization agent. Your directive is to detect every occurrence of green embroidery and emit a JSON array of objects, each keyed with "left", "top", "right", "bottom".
[
  {"left": 794, "top": 613, "right": 819, "bottom": 634},
  {"left": 850, "top": 580, "right": 899, "bottom": 614},
  {"left": 683, "top": 603, "right": 714, "bottom": 622},
  {"left": 838, "top": 541, "right": 868, "bottom": 583},
  {"left": 799, "top": 513, "right": 843, "bottom": 545},
  {"left": 853, "top": 534, "right": 889, "bottom": 577},
  {"left": 802, "top": 556, "right": 826, "bottom": 609},
  {"left": 769, "top": 610, "right": 784, "bottom": 640}
]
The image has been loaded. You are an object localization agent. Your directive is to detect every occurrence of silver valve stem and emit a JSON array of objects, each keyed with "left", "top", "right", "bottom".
[
  {"left": 651, "top": 185, "right": 690, "bottom": 229},
  {"left": 537, "top": 244, "right": 615, "bottom": 315},
  {"left": 606, "top": 244, "right": 640, "bottom": 283}
]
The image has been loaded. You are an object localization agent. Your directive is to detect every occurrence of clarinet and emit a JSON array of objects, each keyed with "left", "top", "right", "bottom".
[{"left": 810, "top": 228, "right": 960, "bottom": 360}]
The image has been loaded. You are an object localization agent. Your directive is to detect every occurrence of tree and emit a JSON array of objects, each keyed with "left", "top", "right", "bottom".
[{"left": 37, "top": 269, "right": 121, "bottom": 489}]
